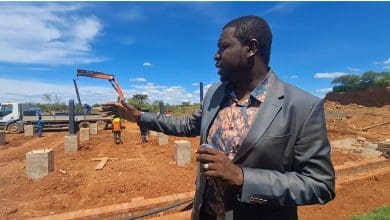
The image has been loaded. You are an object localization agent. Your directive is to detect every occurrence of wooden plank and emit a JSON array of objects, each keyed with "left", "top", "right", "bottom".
[
  {"left": 95, "top": 157, "right": 109, "bottom": 170},
  {"left": 91, "top": 157, "right": 120, "bottom": 161},
  {"left": 362, "top": 122, "right": 390, "bottom": 131}
]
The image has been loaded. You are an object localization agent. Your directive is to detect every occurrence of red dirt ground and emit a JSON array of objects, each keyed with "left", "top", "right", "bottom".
[{"left": 0, "top": 101, "right": 389, "bottom": 219}]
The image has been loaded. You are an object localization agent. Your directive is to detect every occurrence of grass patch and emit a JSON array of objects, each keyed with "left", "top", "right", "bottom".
[{"left": 350, "top": 206, "right": 390, "bottom": 220}]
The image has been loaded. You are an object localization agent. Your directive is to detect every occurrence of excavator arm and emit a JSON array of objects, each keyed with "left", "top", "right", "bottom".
[{"left": 76, "top": 69, "right": 125, "bottom": 101}]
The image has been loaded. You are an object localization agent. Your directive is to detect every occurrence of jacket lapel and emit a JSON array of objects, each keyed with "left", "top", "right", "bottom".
[
  {"left": 233, "top": 77, "right": 285, "bottom": 163},
  {"left": 201, "top": 82, "right": 228, "bottom": 143}
]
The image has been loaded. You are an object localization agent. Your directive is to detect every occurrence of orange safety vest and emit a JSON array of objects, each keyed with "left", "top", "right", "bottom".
[{"left": 112, "top": 117, "right": 121, "bottom": 131}]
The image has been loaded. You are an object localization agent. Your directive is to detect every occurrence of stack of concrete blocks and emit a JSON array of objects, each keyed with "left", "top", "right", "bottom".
[
  {"left": 79, "top": 127, "right": 90, "bottom": 141},
  {"left": 378, "top": 139, "right": 390, "bottom": 153},
  {"left": 0, "top": 131, "right": 5, "bottom": 146},
  {"left": 64, "top": 134, "right": 80, "bottom": 153},
  {"left": 24, "top": 125, "right": 34, "bottom": 137},
  {"left": 158, "top": 132, "right": 168, "bottom": 145},
  {"left": 26, "top": 149, "right": 54, "bottom": 179},
  {"left": 150, "top": 130, "right": 158, "bottom": 137},
  {"left": 90, "top": 123, "right": 98, "bottom": 135},
  {"left": 174, "top": 140, "right": 191, "bottom": 167}
]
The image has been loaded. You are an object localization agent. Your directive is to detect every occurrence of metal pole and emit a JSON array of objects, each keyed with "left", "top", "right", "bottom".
[
  {"left": 159, "top": 101, "right": 164, "bottom": 115},
  {"left": 73, "top": 79, "right": 82, "bottom": 107},
  {"left": 200, "top": 82, "right": 204, "bottom": 103},
  {"left": 68, "top": 99, "right": 76, "bottom": 134}
]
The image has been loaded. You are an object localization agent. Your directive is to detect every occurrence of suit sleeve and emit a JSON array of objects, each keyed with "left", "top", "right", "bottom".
[
  {"left": 140, "top": 108, "right": 202, "bottom": 137},
  {"left": 240, "top": 100, "right": 335, "bottom": 205}
]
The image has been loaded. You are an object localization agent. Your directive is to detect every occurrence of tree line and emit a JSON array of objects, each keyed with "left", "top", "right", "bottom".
[
  {"left": 29, "top": 93, "right": 199, "bottom": 117},
  {"left": 331, "top": 71, "right": 390, "bottom": 93},
  {"left": 127, "top": 94, "right": 199, "bottom": 116}
]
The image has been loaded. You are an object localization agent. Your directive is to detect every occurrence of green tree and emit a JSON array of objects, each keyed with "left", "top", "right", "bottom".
[
  {"left": 128, "top": 94, "right": 148, "bottom": 110},
  {"left": 331, "top": 71, "right": 390, "bottom": 93},
  {"left": 374, "top": 72, "right": 390, "bottom": 87},
  {"left": 331, "top": 74, "right": 360, "bottom": 92}
]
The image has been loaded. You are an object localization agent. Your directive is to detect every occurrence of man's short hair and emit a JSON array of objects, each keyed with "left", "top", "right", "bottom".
[{"left": 224, "top": 15, "right": 272, "bottom": 66}]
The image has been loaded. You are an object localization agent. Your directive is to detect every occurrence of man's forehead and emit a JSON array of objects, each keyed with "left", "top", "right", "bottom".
[{"left": 218, "top": 26, "right": 236, "bottom": 43}]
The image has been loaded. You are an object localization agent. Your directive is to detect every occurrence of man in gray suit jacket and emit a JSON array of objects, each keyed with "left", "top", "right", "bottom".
[{"left": 103, "top": 15, "right": 335, "bottom": 220}]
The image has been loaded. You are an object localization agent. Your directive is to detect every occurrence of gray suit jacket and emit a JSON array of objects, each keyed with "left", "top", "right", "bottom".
[{"left": 141, "top": 76, "right": 335, "bottom": 220}]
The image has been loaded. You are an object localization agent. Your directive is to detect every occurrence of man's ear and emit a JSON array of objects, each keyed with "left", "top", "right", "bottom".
[{"left": 247, "top": 39, "right": 259, "bottom": 58}]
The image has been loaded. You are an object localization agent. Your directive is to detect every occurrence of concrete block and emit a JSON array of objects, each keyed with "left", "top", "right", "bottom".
[
  {"left": 79, "top": 128, "right": 90, "bottom": 141},
  {"left": 150, "top": 130, "right": 158, "bottom": 136},
  {"left": 0, "top": 131, "right": 5, "bottom": 145},
  {"left": 354, "top": 136, "right": 367, "bottom": 147},
  {"left": 96, "top": 121, "right": 106, "bottom": 132},
  {"left": 378, "top": 141, "right": 390, "bottom": 152},
  {"left": 24, "top": 125, "right": 34, "bottom": 137},
  {"left": 26, "top": 149, "right": 54, "bottom": 179},
  {"left": 90, "top": 123, "right": 98, "bottom": 135},
  {"left": 64, "top": 135, "right": 79, "bottom": 153},
  {"left": 158, "top": 133, "right": 168, "bottom": 145},
  {"left": 174, "top": 140, "right": 191, "bottom": 167}
]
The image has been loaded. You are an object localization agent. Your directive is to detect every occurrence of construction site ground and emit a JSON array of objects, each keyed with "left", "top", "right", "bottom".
[{"left": 0, "top": 101, "right": 389, "bottom": 220}]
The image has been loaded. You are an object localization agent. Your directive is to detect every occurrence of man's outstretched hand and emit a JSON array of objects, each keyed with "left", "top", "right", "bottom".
[{"left": 102, "top": 99, "right": 141, "bottom": 123}]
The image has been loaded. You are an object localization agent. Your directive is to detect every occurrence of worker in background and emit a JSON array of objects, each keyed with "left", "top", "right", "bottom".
[
  {"left": 83, "top": 102, "right": 92, "bottom": 114},
  {"left": 112, "top": 115, "right": 123, "bottom": 145},
  {"left": 36, "top": 116, "right": 44, "bottom": 137},
  {"left": 139, "top": 109, "right": 149, "bottom": 143}
]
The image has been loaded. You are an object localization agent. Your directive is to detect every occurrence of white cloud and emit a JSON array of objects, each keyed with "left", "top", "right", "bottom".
[
  {"left": 263, "top": 3, "right": 298, "bottom": 16},
  {"left": 315, "top": 88, "right": 333, "bottom": 93},
  {"left": 143, "top": 62, "right": 153, "bottom": 67},
  {"left": 1, "top": 76, "right": 216, "bottom": 106},
  {"left": 347, "top": 67, "right": 361, "bottom": 72},
  {"left": 0, "top": 77, "right": 117, "bottom": 104},
  {"left": 384, "top": 58, "right": 390, "bottom": 65},
  {"left": 290, "top": 75, "right": 298, "bottom": 79},
  {"left": 129, "top": 77, "right": 147, "bottom": 82},
  {"left": 314, "top": 87, "right": 333, "bottom": 98},
  {"left": 314, "top": 72, "right": 348, "bottom": 79},
  {"left": 192, "top": 82, "right": 199, "bottom": 86},
  {"left": 0, "top": 3, "right": 104, "bottom": 65},
  {"left": 131, "top": 83, "right": 196, "bottom": 104}
]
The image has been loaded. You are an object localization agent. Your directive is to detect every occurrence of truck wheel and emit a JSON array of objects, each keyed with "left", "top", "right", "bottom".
[
  {"left": 96, "top": 121, "right": 107, "bottom": 131},
  {"left": 7, "top": 123, "right": 22, "bottom": 134},
  {"left": 79, "top": 122, "right": 90, "bottom": 129}
]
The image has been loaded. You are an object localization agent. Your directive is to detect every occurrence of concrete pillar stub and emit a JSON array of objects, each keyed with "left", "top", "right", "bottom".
[
  {"left": 0, "top": 131, "right": 5, "bottom": 145},
  {"left": 158, "top": 133, "right": 168, "bottom": 145},
  {"left": 26, "top": 149, "right": 54, "bottom": 179},
  {"left": 90, "top": 123, "right": 98, "bottom": 135},
  {"left": 150, "top": 130, "right": 158, "bottom": 136},
  {"left": 378, "top": 142, "right": 390, "bottom": 152},
  {"left": 79, "top": 128, "right": 90, "bottom": 141},
  {"left": 174, "top": 140, "right": 191, "bottom": 167},
  {"left": 24, "top": 125, "right": 34, "bottom": 137},
  {"left": 64, "top": 135, "right": 80, "bottom": 153}
]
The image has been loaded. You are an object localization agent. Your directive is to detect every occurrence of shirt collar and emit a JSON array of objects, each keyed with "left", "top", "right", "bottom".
[{"left": 225, "top": 70, "right": 275, "bottom": 106}]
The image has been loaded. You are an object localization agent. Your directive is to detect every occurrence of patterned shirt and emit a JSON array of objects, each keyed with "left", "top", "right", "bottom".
[{"left": 204, "top": 71, "right": 275, "bottom": 217}]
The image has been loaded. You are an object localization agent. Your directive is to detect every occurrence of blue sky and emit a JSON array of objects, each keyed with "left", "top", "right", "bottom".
[{"left": 0, "top": 2, "right": 389, "bottom": 105}]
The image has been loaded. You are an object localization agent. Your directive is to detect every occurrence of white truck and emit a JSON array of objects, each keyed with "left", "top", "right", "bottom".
[{"left": 0, "top": 102, "right": 112, "bottom": 134}]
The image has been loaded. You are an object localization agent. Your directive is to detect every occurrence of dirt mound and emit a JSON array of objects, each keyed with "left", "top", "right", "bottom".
[{"left": 325, "top": 86, "right": 390, "bottom": 107}]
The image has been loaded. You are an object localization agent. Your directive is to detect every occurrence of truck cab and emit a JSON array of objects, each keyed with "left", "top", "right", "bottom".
[{"left": 0, "top": 103, "right": 25, "bottom": 133}]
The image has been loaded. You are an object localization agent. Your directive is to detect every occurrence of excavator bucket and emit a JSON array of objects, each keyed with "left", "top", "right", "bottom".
[{"left": 77, "top": 69, "right": 115, "bottom": 80}]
